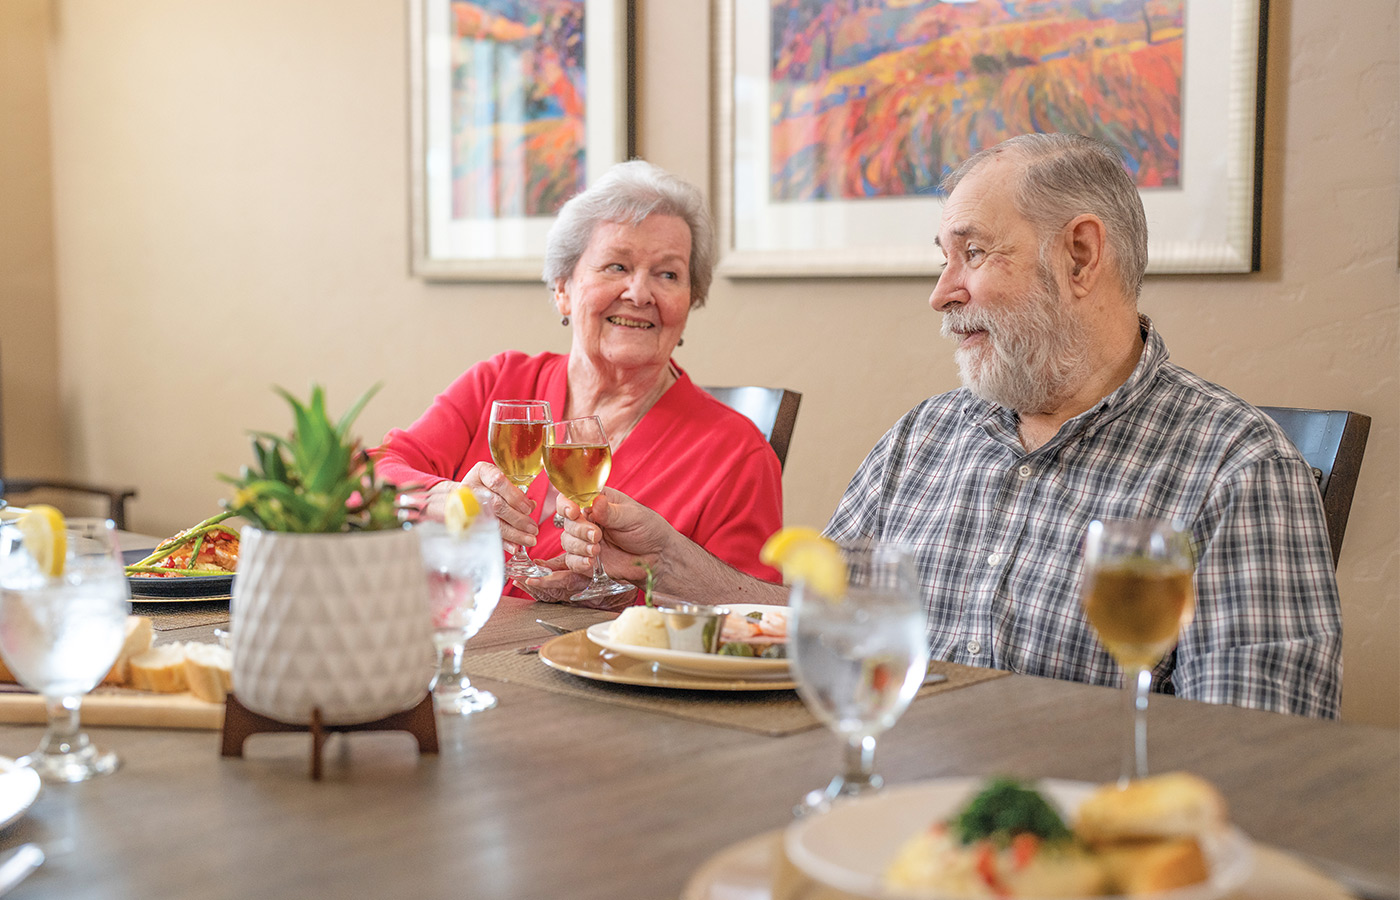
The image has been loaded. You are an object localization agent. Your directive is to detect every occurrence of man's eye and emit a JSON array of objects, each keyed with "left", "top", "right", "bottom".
[{"left": 965, "top": 247, "right": 984, "bottom": 264}]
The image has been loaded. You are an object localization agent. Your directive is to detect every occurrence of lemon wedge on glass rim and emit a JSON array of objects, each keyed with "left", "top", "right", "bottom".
[
  {"left": 760, "top": 526, "right": 846, "bottom": 598},
  {"left": 443, "top": 485, "right": 482, "bottom": 536},
  {"left": 18, "top": 504, "right": 67, "bottom": 577}
]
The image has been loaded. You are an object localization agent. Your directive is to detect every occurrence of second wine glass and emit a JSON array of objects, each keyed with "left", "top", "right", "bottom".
[
  {"left": 541, "top": 416, "right": 634, "bottom": 604},
  {"left": 488, "top": 399, "right": 552, "bottom": 579},
  {"left": 789, "top": 540, "right": 929, "bottom": 816},
  {"left": 1080, "top": 518, "right": 1196, "bottom": 784}
]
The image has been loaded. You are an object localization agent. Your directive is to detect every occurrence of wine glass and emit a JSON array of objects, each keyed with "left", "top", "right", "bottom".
[
  {"left": 541, "top": 416, "right": 634, "bottom": 604},
  {"left": 418, "top": 501, "right": 506, "bottom": 714},
  {"left": 489, "top": 399, "right": 552, "bottom": 579},
  {"left": 1081, "top": 518, "right": 1196, "bottom": 784},
  {"left": 788, "top": 540, "right": 929, "bottom": 817},
  {"left": 0, "top": 517, "right": 130, "bottom": 782}
]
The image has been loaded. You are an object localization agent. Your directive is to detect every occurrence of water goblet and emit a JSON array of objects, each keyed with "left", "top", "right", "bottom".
[
  {"left": 418, "top": 504, "right": 506, "bottom": 714},
  {"left": 0, "top": 517, "right": 130, "bottom": 782},
  {"left": 1080, "top": 518, "right": 1196, "bottom": 784},
  {"left": 789, "top": 540, "right": 929, "bottom": 816},
  {"left": 542, "top": 416, "right": 633, "bottom": 604},
  {"left": 489, "top": 399, "right": 552, "bottom": 579}
]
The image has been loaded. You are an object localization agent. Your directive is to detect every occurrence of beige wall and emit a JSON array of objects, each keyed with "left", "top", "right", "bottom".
[{"left": 3, "top": 1, "right": 1395, "bottom": 725}]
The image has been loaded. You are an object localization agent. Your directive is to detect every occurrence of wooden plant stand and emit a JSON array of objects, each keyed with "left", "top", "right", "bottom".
[{"left": 220, "top": 693, "right": 438, "bottom": 780}]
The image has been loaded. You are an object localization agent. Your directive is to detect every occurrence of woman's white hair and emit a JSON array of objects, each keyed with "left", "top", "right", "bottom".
[{"left": 542, "top": 159, "right": 716, "bottom": 308}]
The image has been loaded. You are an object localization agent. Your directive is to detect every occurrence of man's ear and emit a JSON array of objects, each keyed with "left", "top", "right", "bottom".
[{"left": 1063, "top": 214, "right": 1106, "bottom": 297}]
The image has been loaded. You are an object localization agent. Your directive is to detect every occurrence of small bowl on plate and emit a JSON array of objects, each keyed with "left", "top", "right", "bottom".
[{"left": 655, "top": 601, "right": 729, "bottom": 654}]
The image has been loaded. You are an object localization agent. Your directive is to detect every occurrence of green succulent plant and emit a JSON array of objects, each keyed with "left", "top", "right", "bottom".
[{"left": 221, "top": 383, "right": 401, "bottom": 533}]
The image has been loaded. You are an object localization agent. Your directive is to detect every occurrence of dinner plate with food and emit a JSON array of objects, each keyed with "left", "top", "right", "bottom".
[
  {"left": 586, "top": 603, "right": 791, "bottom": 679},
  {"left": 784, "top": 773, "right": 1253, "bottom": 900},
  {"left": 123, "top": 513, "right": 238, "bottom": 601}
]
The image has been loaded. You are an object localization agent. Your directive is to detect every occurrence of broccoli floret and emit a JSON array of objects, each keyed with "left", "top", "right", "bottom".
[{"left": 951, "top": 778, "right": 1073, "bottom": 846}]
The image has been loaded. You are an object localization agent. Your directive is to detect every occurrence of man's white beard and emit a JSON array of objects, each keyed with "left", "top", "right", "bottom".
[{"left": 940, "top": 265, "right": 1091, "bottom": 414}]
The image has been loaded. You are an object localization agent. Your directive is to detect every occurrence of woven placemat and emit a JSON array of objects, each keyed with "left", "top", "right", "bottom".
[
  {"left": 458, "top": 654, "right": 1009, "bottom": 737},
  {"left": 133, "top": 600, "right": 232, "bottom": 631}
]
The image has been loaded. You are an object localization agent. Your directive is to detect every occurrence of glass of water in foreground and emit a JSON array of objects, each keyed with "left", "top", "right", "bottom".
[
  {"left": 417, "top": 509, "right": 505, "bottom": 715},
  {"left": 0, "top": 517, "right": 130, "bottom": 782},
  {"left": 789, "top": 540, "right": 929, "bottom": 816}
]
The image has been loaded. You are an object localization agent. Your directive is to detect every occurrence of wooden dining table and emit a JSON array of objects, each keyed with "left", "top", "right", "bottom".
[{"left": 0, "top": 584, "right": 1394, "bottom": 899}]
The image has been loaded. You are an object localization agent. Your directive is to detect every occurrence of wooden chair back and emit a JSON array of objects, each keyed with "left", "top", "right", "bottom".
[
  {"left": 1259, "top": 406, "right": 1371, "bottom": 567},
  {"left": 701, "top": 386, "right": 802, "bottom": 471}
]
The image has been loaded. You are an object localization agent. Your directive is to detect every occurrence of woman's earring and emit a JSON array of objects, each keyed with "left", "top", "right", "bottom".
[
  {"left": 677, "top": 336, "right": 685, "bottom": 347},
  {"left": 561, "top": 315, "right": 570, "bottom": 326}
]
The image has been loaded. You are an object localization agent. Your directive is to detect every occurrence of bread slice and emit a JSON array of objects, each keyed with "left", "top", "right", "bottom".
[
  {"left": 0, "top": 614, "right": 153, "bottom": 686},
  {"left": 182, "top": 642, "right": 233, "bottom": 703},
  {"left": 101, "top": 615, "right": 155, "bottom": 685},
  {"left": 1075, "top": 772, "right": 1227, "bottom": 843},
  {"left": 129, "top": 643, "right": 190, "bottom": 693},
  {"left": 1097, "top": 837, "right": 1210, "bottom": 894}
]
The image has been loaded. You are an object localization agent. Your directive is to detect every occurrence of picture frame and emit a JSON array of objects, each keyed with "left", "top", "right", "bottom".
[
  {"left": 409, "top": 0, "right": 632, "bottom": 281},
  {"left": 713, "top": 1, "right": 1268, "bottom": 279}
]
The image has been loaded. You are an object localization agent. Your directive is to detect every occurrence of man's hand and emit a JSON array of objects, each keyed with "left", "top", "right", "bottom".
[
  {"left": 513, "top": 555, "right": 637, "bottom": 611},
  {"left": 554, "top": 489, "right": 673, "bottom": 585}
]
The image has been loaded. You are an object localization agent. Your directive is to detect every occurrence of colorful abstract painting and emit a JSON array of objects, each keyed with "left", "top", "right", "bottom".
[
  {"left": 450, "top": 0, "right": 587, "bottom": 219},
  {"left": 768, "top": 0, "right": 1184, "bottom": 202}
]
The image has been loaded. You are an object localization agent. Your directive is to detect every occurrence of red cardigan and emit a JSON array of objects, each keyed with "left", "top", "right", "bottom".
[{"left": 376, "top": 351, "right": 783, "bottom": 583}]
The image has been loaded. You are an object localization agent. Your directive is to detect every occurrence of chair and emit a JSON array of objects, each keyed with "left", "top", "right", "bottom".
[
  {"left": 1259, "top": 406, "right": 1371, "bottom": 567},
  {"left": 701, "top": 385, "right": 802, "bottom": 471},
  {"left": 0, "top": 347, "right": 137, "bottom": 529}
]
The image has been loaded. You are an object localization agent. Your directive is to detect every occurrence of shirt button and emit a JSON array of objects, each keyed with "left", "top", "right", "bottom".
[
  {"left": 966, "top": 640, "right": 982, "bottom": 655},
  {"left": 1018, "top": 464, "right": 1032, "bottom": 477},
  {"left": 987, "top": 552, "right": 1002, "bottom": 566}
]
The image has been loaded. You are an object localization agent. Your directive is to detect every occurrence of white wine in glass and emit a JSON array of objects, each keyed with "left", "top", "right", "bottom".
[
  {"left": 542, "top": 416, "right": 633, "bottom": 604},
  {"left": 488, "top": 399, "right": 552, "bottom": 579},
  {"left": 789, "top": 541, "right": 929, "bottom": 816},
  {"left": 1081, "top": 518, "right": 1195, "bottom": 784},
  {"left": 0, "top": 517, "right": 130, "bottom": 782}
]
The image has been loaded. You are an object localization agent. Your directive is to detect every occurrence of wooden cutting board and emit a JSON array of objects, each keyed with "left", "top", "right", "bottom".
[{"left": 0, "top": 685, "right": 223, "bottom": 730}]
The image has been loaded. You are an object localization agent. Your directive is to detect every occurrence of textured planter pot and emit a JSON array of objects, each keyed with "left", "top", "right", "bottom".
[{"left": 230, "top": 526, "right": 434, "bottom": 726}]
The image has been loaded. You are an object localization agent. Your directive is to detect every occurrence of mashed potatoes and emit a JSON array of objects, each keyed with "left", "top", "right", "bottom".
[{"left": 610, "top": 606, "right": 667, "bottom": 648}]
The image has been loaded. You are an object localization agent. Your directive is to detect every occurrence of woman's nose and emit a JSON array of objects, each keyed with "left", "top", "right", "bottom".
[{"left": 624, "top": 271, "right": 655, "bottom": 305}]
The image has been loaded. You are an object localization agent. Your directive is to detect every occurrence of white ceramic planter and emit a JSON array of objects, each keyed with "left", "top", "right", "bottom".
[{"left": 230, "top": 526, "right": 435, "bottom": 726}]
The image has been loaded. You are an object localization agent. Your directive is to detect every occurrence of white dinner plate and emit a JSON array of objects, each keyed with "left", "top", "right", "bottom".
[
  {"left": 784, "top": 777, "right": 1254, "bottom": 900},
  {"left": 0, "top": 758, "right": 40, "bottom": 832},
  {"left": 586, "top": 603, "right": 790, "bottom": 678}
]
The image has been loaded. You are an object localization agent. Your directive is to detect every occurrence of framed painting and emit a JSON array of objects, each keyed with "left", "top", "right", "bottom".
[
  {"left": 410, "top": 0, "right": 631, "bottom": 281},
  {"left": 714, "top": 0, "right": 1268, "bottom": 278}
]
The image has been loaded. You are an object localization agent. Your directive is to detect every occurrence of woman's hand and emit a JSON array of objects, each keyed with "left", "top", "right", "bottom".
[{"left": 458, "top": 461, "right": 541, "bottom": 554}]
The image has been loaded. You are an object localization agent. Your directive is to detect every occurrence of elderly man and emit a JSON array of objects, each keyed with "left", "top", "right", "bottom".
[{"left": 538, "top": 132, "right": 1342, "bottom": 718}]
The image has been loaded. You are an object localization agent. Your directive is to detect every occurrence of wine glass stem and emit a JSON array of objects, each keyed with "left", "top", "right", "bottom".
[
  {"left": 434, "top": 643, "right": 468, "bottom": 697},
  {"left": 40, "top": 694, "right": 87, "bottom": 756},
  {"left": 842, "top": 733, "right": 881, "bottom": 792},
  {"left": 1122, "top": 666, "right": 1151, "bottom": 784}
]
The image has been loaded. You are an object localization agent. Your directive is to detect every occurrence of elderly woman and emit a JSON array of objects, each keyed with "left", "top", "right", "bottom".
[{"left": 375, "top": 160, "right": 782, "bottom": 593}]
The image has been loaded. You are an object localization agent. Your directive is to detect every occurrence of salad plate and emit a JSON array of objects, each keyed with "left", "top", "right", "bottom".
[
  {"left": 784, "top": 777, "right": 1254, "bottom": 900},
  {"left": 123, "top": 549, "right": 233, "bottom": 602},
  {"left": 539, "top": 630, "right": 795, "bottom": 691},
  {"left": 0, "top": 758, "right": 40, "bottom": 832},
  {"left": 585, "top": 603, "right": 789, "bottom": 678}
]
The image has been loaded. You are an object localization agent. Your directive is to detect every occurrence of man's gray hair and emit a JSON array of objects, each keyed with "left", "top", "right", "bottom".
[
  {"left": 542, "top": 159, "right": 716, "bottom": 308},
  {"left": 941, "top": 133, "right": 1149, "bottom": 300}
]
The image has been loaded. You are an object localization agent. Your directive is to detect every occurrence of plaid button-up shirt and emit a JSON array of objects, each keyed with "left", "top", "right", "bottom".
[{"left": 826, "top": 316, "right": 1342, "bottom": 718}]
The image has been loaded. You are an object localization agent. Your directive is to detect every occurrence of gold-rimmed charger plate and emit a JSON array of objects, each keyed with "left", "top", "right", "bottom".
[{"left": 538, "top": 630, "right": 796, "bottom": 691}]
